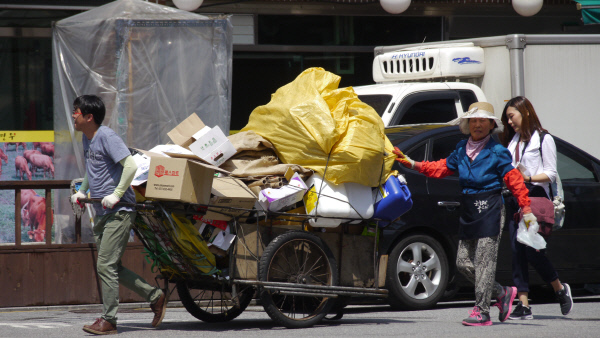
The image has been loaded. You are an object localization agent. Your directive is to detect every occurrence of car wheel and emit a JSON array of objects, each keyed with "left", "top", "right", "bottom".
[{"left": 386, "top": 234, "right": 449, "bottom": 310}]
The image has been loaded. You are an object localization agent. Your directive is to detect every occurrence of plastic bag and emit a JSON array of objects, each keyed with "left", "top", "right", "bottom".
[
  {"left": 241, "top": 67, "right": 396, "bottom": 187},
  {"left": 553, "top": 195, "right": 565, "bottom": 230},
  {"left": 167, "top": 213, "right": 217, "bottom": 274},
  {"left": 516, "top": 218, "right": 547, "bottom": 250}
]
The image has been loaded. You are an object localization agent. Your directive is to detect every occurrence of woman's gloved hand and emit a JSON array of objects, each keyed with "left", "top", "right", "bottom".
[
  {"left": 393, "top": 147, "right": 415, "bottom": 169},
  {"left": 522, "top": 212, "right": 537, "bottom": 229}
]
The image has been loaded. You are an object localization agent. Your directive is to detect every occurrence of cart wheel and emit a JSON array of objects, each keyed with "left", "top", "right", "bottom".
[
  {"left": 325, "top": 296, "right": 350, "bottom": 320},
  {"left": 176, "top": 281, "right": 254, "bottom": 323},
  {"left": 259, "top": 230, "right": 339, "bottom": 329}
]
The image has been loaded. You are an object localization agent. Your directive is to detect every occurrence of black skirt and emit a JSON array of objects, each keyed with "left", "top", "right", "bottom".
[{"left": 459, "top": 189, "right": 503, "bottom": 240}]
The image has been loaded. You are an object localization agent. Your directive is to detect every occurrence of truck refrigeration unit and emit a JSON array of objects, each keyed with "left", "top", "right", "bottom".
[{"left": 354, "top": 34, "right": 600, "bottom": 159}]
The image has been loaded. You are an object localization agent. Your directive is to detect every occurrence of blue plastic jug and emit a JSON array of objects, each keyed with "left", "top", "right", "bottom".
[{"left": 373, "top": 175, "right": 413, "bottom": 227}]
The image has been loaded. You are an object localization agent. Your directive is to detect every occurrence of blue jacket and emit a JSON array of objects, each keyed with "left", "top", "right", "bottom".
[{"left": 445, "top": 138, "right": 515, "bottom": 194}]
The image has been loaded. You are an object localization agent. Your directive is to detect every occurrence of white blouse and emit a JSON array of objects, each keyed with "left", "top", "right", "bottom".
[{"left": 507, "top": 130, "right": 558, "bottom": 197}]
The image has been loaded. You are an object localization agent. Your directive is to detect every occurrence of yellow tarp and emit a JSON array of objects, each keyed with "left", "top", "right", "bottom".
[{"left": 242, "top": 67, "right": 395, "bottom": 187}]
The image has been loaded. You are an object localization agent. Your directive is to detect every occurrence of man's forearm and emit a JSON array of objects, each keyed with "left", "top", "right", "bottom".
[{"left": 114, "top": 155, "right": 136, "bottom": 198}]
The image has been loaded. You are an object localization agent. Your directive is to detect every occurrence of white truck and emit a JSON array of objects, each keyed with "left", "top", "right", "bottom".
[{"left": 353, "top": 34, "right": 600, "bottom": 159}]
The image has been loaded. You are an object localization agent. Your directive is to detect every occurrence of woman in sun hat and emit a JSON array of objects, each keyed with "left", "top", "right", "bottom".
[{"left": 393, "top": 102, "right": 535, "bottom": 326}]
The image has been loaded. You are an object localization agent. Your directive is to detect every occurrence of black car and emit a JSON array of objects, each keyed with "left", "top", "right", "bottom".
[{"left": 380, "top": 124, "right": 600, "bottom": 310}]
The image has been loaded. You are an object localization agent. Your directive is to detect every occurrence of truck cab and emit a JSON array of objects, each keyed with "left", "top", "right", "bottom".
[{"left": 353, "top": 44, "right": 487, "bottom": 127}]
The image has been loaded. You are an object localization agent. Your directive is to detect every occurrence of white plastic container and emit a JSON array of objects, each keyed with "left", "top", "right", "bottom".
[{"left": 303, "top": 173, "right": 374, "bottom": 227}]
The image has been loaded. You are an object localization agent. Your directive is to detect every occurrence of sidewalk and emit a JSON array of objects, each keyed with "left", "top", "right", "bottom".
[
  {"left": 0, "top": 300, "right": 183, "bottom": 313},
  {"left": 0, "top": 299, "right": 263, "bottom": 313}
]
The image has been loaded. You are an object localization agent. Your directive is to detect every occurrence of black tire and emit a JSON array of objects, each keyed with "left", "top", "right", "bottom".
[
  {"left": 386, "top": 234, "right": 449, "bottom": 310},
  {"left": 441, "top": 282, "right": 460, "bottom": 302},
  {"left": 259, "top": 230, "right": 339, "bottom": 329},
  {"left": 176, "top": 281, "right": 254, "bottom": 323}
]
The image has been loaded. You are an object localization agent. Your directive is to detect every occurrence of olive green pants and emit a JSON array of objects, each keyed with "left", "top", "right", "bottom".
[{"left": 94, "top": 211, "right": 161, "bottom": 325}]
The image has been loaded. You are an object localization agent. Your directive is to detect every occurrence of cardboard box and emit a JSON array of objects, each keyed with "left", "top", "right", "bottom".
[
  {"left": 131, "top": 149, "right": 168, "bottom": 186},
  {"left": 166, "top": 113, "right": 237, "bottom": 167},
  {"left": 145, "top": 156, "right": 215, "bottom": 204},
  {"left": 188, "top": 125, "right": 237, "bottom": 167},
  {"left": 257, "top": 172, "right": 308, "bottom": 212},
  {"left": 203, "top": 177, "right": 257, "bottom": 221}
]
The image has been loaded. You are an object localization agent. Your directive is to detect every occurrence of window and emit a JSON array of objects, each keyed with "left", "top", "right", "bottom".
[
  {"left": 0, "top": 37, "right": 53, "bottom": 130},
  {"left": 431, "top": 134, "right": 467, "bottom": 161},
  {"left": 398, "top": 99, "right": 457, "bottom": 125},
  {"left": 407, "top": 143, "right": 427, "bottom": 163},
  {"left": 458, "top": 90, "right": 478, "bottom": 112},
  {"left": 390, "top": 91, "right": 459, "bottom": 126},
  {"left": 430, "top": 133, "right": 467, "bottom": 177},
  {"left": 358, "top": 94, "right": 393, "bottom": 117},
  {"left": 556, "top": 141, "right": 598, "bottom": 182}
]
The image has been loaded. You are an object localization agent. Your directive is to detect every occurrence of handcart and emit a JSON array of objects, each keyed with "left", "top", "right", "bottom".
[{"left": 80, "top": 198, "right": 390, "bottom": 329}]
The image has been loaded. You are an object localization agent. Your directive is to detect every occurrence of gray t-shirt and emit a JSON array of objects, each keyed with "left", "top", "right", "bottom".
[{"left": 82, "top": 126, "right": 136, "bottom": 216}]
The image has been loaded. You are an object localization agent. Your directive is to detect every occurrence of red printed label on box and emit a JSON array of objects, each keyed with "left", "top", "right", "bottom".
[{"left": 154, "top": 165, "right": 179, "bottom": 177}]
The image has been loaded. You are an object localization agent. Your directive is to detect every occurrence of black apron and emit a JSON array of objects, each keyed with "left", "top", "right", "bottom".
[{"left": 459, "top": 188, "right": 503, "bottom": 240}]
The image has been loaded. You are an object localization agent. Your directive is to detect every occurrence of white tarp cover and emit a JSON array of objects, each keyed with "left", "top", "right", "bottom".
[{"left": 52, "top": 0, "right": 232, "bottom": 243}]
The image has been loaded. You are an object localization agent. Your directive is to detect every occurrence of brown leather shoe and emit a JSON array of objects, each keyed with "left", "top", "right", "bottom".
[
  {"left": 82, "top": 318, "right": 117, "bottom": 335},
  {"left": 150, "top": 290, "right": 168, "bottom": 327},
  {"left": 83, "top": 317, "right": 102, "bottom": 330}
]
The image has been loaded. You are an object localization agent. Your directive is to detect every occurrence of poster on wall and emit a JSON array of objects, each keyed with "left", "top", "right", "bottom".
[{"left": 0, "top": 131, "right": 55, "bottom": 244}]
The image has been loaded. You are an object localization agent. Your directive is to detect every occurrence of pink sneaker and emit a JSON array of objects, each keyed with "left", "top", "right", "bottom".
[
  {"left": 462, "top": 306, "right": 492, "bottom": 326},
  {"left": 495, "top": 286, "right": 517, "bottom": 322}
]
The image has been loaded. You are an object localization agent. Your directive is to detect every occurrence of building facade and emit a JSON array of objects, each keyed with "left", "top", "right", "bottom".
[{"left": 1, "top": 0, "right": 598, "bottom": 131}]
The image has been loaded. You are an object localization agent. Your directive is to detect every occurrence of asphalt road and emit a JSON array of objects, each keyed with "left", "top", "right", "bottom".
[{"left": 1, "top": 295, "right": 599, "bottom": 337}]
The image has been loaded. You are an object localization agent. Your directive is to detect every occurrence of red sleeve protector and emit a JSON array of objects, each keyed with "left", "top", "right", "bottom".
[
  {"left": 416, "top": 159, "right": 455, "bottom": 179},
  {"left": 503, "top": 168, "right": 532, "bottom": 214}
]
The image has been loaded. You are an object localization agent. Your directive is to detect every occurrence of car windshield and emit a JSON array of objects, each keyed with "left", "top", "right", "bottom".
[{"left": 358, "top": 94, "right": 392, "bottom": 117}]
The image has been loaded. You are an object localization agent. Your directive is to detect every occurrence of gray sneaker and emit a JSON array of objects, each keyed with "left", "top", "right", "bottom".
[
  {"left": 462, "top": 306, "right": 492, "bottom": 326},
  {"left": 556, "top": 283, "right": 573, "bottom": 315},
  {"left": 509, "top": 301, "right": 533, "bottom": 320}
]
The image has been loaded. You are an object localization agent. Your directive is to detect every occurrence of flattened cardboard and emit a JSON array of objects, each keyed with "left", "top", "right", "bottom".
[
  {"left": 204, "top": 177, "right": 257, "bottom": 221},
  {"left": 145, "top": 156, "right": 214, "bottom": 204},
  {"left": 166, "top": 113, "right": 236, "bottom": 167},
  {"left": 167, "top": 113, "right": 206, "bottom": 149}
]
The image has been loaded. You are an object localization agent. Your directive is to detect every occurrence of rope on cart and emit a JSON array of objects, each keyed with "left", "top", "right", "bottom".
[{"left": 134, "top": 211, "right": 188, "bottom": 279}]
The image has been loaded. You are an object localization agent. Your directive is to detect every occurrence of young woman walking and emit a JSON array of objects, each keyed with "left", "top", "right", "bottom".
[{"left": 500, "top": 96, "right": 573, "bottom": 320}]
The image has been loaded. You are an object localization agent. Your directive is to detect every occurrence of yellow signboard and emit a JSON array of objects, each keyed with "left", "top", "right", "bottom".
[{"left": 0, "top": 131, "right": 54, "bottom": 142}]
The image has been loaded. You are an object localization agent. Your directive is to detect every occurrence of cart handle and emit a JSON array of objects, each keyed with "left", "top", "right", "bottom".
[{"left": 78, "top": 198, "right": 157, "bottom": 210}]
